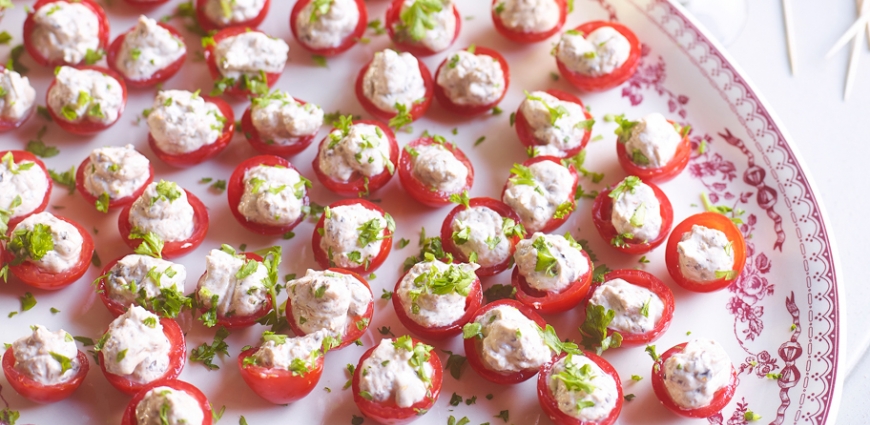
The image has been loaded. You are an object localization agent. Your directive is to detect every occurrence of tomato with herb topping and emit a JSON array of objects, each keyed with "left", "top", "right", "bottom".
[
  {"left": 311, "top": 119, "right": 399, "bottom": 197},
  {"left": 0, "top": 150, "right": 51, "bottom": 229},
  {"left": 23, "top": 0, "right": 110, "bottom": 67},
  {"left": 148, "top": 95, "right": 235, "bottom": 167},
  {"left": 195, "top": 252, "right": 273, "bottom": 329},
  {"left": 537, "top": 351, "right": 623, "bottom": 425},
  {"left": 665, "top": 212, "right": 747, "bottom": 293},
  {"left": 354, "top": 54, "right": 433, "bottom": 125},
  {"left": 651, "top": 342, "right": 738, "bottom": 418},
  {"left": 0, "top": 66, "right": 35, "bottom": 132},
  {"left": 94, "top": 255, "right": 188, "bottom": 319},
  {"left": 195, "top": 0, "right": 270, "bottom": 32},
  {"left": 117, "top": 189, "right": 210, "bottom": 259},
  {"left": 311, "top": 199, "right": 394, "bottom": 274},
  {"left": 290, "top": 0, "right": 368, "bottom": 56},
  {"left": 241, "top": 98, "right": 319, "bottom": 157},
  {"left": 590, "top": 178, "right": 674, "bottom": 255},
  {"left": 500, "top": 156, "right": 579, "bottom": 234},
  {"left": 99, "top": 317, "right": 186, "bottom": 396},
  {"left": 4, "top": 215, "right": 94, "bottom": 291},
  {"left": 392, "top": 266, "right": 483, "bottom": 340},
  {"left": 2, "top": 346, "right": 89, "bottom": 404},
  {"left": 74, "top": 154, "right": 154, "bottom": 212},
  {"left": 385, "top": 0, "right": 461, "bottom": 57},
  {"left": 397, "top": 136, "right": 474, "bottom": 207},
  {"left": 491, "top": 0, "right": 567, "bottom": 43},
  {"left": 106, "top": 21, "right": 186, "bottom": 88},
  {"left": 511, "top": 245, "right": 593, "bottom": 315},
  {"left": 45, "top": 66, "right": 127, "bottom": 135},
  {"left": 203, "top": 27, "right": 283, "bottom": 98},
  {"left": 237, "top": 343, "right": 324, "bottom": 405},
  {"left": 556, "top": 21, "right": 641, "bottom": 92},
  {"left": 227, "top": 155, "right": 309, "bottom": 236},
  {"left": 433, "top": 46, "right": 510, "bottom": 116},
  {"left": 514, "top": 89, "right": 593, "bottom": 159},
  {"left": 121, "top": 379, "right": 212, "bottom": 425},
  {"left": 615, "top": 119, "right": 691, "bottom": 183},
  {"left": 440, "top": 197, "right": 524, "bottom": 277}
]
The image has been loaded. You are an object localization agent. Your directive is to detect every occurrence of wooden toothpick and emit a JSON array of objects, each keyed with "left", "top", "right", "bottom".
[
  {"left": 845, "top": 0, "right": 870, "bottom": 99},
  {"left": 782, "top": 0, "right": 798, "bottom": 74}
]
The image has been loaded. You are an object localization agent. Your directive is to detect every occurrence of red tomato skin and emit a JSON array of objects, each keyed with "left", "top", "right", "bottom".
[
  {"left": 312, "top": 199, "right": 393, "bottom": 273},
  {"left": 5, "top": 216, "right": 94, "bottom": 291},
  {"left": 432, "top": 46, "right": 509, "bottom": 116},
  {"left": 397, "top": 137, "right": 474, "bottom": 207},
  {"left": 117, "top": 189, "right": 210, "bottom": 259},
  {"left": 311, "top": 120, "right": 399, "bottom": 197},
  {"left": 227, "top": 155, "right": 309, "bottom": 236},
  {"left": 555, "top": 21, "right": 641, "bottom": 92},
  {"left": 96, "top": 256, "right": 130, "bottom": 318},
  {"left": 392, "top": 271, "right": 483, "bottom": 340},
  {"left": 75, "top": 156, "right": 154, "bottom": 212},
  {"left": 45, "top": 66, "right": 127, "bottom": 135},
  {"left": 148, "top": 96, "right": 235, "bottom": 167},
  {"left": 285, "top": 268, "right": 374, "bottom": 350},
  {"left": 500, "top": 156, "right": 579, "bottom": 234},
  {"left": 195, "top": 252, "right": 273, "bottom": 329},
  {"left": 0, "top": 151, "right": 51, "bottom": 229},
  {"left": 537, "top": 351, "right": 623, "bottom": 425},
  {"left": 590, "top": 179, "right": 674, "bottom": 255},
  {"left": 385, "top": 0, "right": 461, "bottom": 56},
  {"left": 463, "top": 299, "right": 550, "bottom": 385},
  {"left": 440, "top": 197, "right": 524, "bottom": 277},
  {"left": 491, "top": 0, "right": 567, "bottom": 43},
  {"left": 237, "top": 346, "right": 324, "bottom": 404},
  {"left": 665, "top": 212, "right": 747, "bottom": 293},
  {"left": 514, "top": 89, "right": 592, "bottom": 159},
  {"left": 354, "top": 57, "right": 433, "bottom": 123},
  {"left": 651, "top": 342, "right": 738, "bottom": 418},
  {"left": 195, "top": 0, "right": 270, "bottom": 32},
  {"left": 241, "top": 102, "right": 318, "bottom": 157},
  {"left": 352, "top": 337, "right": 443, "bottom": 425},
  {"left": 106, "top": 21, "right": 186, "bottom": 88},
  {"left": 511, "top": 249, "right": 593, "bottom": 314},
  {"left": 0, "top": 66, "right": 35, "bottom": 131},
  {"left": 2, "top": 347, "right": 89, "bottom": 404},
  {"left": 121, "top": 379, "right": 212, "bottom": 425},
  {"left": 614, "top": 122, "right": 691, "bottom": 184},
  {"left": 290, "top": 0, "right": 368, "bottom": 56},
  {"left": 23, "top": 0, "right": 110, "bottom": 67},
  {"left": 99, "top": 317, "right": 186, "bottom": 396},
  {"left": 203, "top": 26, "right": 282, "bottom": 98}
]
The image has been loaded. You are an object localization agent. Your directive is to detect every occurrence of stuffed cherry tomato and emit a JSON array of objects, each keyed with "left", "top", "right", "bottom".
[
  {"left": 511, "top": 232, "right": 592, "bottom": 314},
  {"left": 4, "top": 212, "right": 94, "bottom": 291},
  {"left": 614, "top": 113, "right": 691, "bottom": 183},
  {"left": 146, "top": 90, "right": 235, "bottom": 167},
  {"left": 665, "top": 212, "right": 747, "bottom": 293},
  {"left": 46, "top": 66, "right": 127, "bottom": 135},
  {"left": 242, "top": 91, "right": 325, "bottom": 157},
  {"left": 195, "top": 248, "right": 274, "bottom": 329},
  {"left": 398, "top": 136, "right": 473, "bottom": 207},
  {"left": 355, "top": 49, "right": 433, "bottom": 125},
  {"left": 651, "top": 340, "right": 738, "bottom": 418},
  {"left": 352, "top": 336, "right": 442, "bottom": 425},
  {"left": 555, "top": 21, "right": 641, "bottom": 92},
  {"left": 312, "top": 199, "right": 394, "bottom": 274},
  {"left": 75, "top": 145, "right": 154, "bottom": 213},
  {"left": 106, "top": 16, "right": 186, "bottom": 88},
  {"left": 286, "top": 268, "right": 375, "bottom": 350},
  {"left": 95, "top": 253, "right": 188, "bottom": 318},
  {"left": 491, "top": 0, "right": 567, "bottom": 43},
  {"left": 385, "top": 0, "right": 461, "bottom": 56},
  {"left": 23, "top": 0, "right": 109, "bottom": 67},
  {"left": 590, "top": 176, "right": 673, "bottom": 255},
  {"left": 203, "top": 27, "right": 287, "bottom": 98},
  {"left": 118, "top": 181, "right": 209, "bottom": 259},
  {"left": 121, "top": 379, "right": 212, "bottom": 425},
  {"left": 312, "top": 118, "right": 399, "bottom": 197},
  {"left": 195, "top": 0, "right": 270, "bottom": 32},
  {"left": 441, "top": 197, "right": 524, "bottom": 277},
  {"left": 501, "top": 156, "right": 579, "bottom": 234},
  {"left": 291, "top": 0, "right": 367, "bottom": 56},
  {"left": 433, "top": 45, "right": 509, "bottom": 116},
  {"left": 227, "top": 155, "right": 310, "bottom": 236},
  {"left": 515, "top": 89, "right": 593, "bottom": 158},
  {"left": 97, "top": 306, "right": 186, "bottom": 396},
  {"left": 0, "top": 150, "right": 51, "bottom": 230},
  {"left": 3, "top": 326, "right": 89, "bottom": 404},
  {"left": 537, "top": 351, "right": 623, "bottom": 425},
  {"left": 0, "top": 66, "right": 37, "bottom": 132}
]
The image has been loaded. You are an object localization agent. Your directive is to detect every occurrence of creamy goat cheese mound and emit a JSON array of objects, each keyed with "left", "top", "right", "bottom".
[
  {"left": 610, "top": 177, "right": 663, "bottom": 242},
  {"left": 589, "top": 278, "right": 664, "bottom": 334},
  {"left": 295, "top": 0, "right": 360, "bottom": 50},
  {"left": 31, "top": 1, "right": 100, "bottom": 65},
  {"left": 105, "top": 254, "right": 186, "bottom": 307},
  {"left": 318, "top": 123, "right": 393, "bottom": 182},
  {"left": 203, "top": 0, "right": 267, "bottom": 26},
  {"left": 287, "top": 269, "right": 372, "bottom": 338},
  {"left": 0, "top": 154, "right": 49, "bottom": 220},
  {"left": 677, "top": 225, "right": 735, "bottom": 283},
  {"left": 520, "top": 91, "right": 589, "bottom": 157},
  {"left": 238, "top": 164, "right": 306, "bottom": 226},
  {"left": 549, "top": 354, "right": 619, "bottom": 421},
  {"left": 514, "top": 232, "right": 588, "bottom": 292},
  {"left": 451, "top": 206, "right": 513, "bottom": 267},
  {"left": 397, "top": 0, "right": 456, "bottom": 52},
  {"left": 251, "top": 330, "right": 326, "bottom": 369},
  {"left": 624, "top": 113, "right": 682, "bottom": 168},
  {"left": 11, "top": 325, "right": 80, "bottom": 386},
  {"left": 251, "top": 92, "right": 324, "bottom": 144},
  {"left": 101, "top": 306, "right": 171, "bottom": 384},
  {"left": 48, "top": 67, "right": 124, "bottom": 125},
  {"left": 358, "top": 338, "right": 434, "bottom": 408},
  {"left": 135, "top": 386, "right": 204, "bottom": 425},
  {"left": 213, "top": 31, "right": 288, "bottom": 80},
  {"left": 128, "top": 181, "right": 195, "bottom": 243},
  {"left": 0, "top": 68, "right": 36, "bottom": 121},
  {"left": 319, "top": 204, "right": 387, "bottom": 269},
  {"left": 147, "top": 90, "right": 224, "bottom": 155},
  {"left": 410, "top": 144, "right": 467, "bottom": 194},
  {"left": 476, "top": 305, "right": 551, "bottom": 372},
  {"left": 436, "top": 50, "right": 505, "bottom": 106},
  {"left": 197, "top": 249, "right": 269, "bottom": 318},
  {"left": 82, "top": 145, "right": 151, "bottom": 200},
  {"left": 493, "top": 0, "right": 560, "bottom": 33},
  {"left": 11, "top": 212, "right": 82, "bottom": 273},
  {"left": 663, "top": 339, "right": 732, "bottom": 409},
  {"left": 502, "top": 161, "right": 573, "bottom": 233},
  {"left": 557, "top": 27, "right": 631, "bottom": 77},
  {"left": 362, "top": 49, "right": 427, "bottom": 113},
  {"left": 397, "top": 260, "right": 478, "bottom": 327},
  {"left": 116, "top": 15, "right": 186, "bottom": 81}
]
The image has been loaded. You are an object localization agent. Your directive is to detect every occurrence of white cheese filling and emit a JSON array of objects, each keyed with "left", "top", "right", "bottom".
[
  {"left": 238, "top": 164, "right": 306, "bottom": 226},
  {"left": 677, "top": 225, "right": 736, "bottom": 283},
  {"left": 436, "top": 50, "right": 505, "bottom": 106},
  {"left": 397, "top": 260, "right": 478, "bottom": 327},
  {"left": 663, "top": 339, "right": 732, "bottom": 409},
  {"left": 0, "top": 68, "right": 36, "bottom": 121},
  {"left": 318, "top": 123, "right": 393, "bottom": 182},
  {"left": 135, "top": 386, "right": 204, "bottom": 425},
  {"left": 287, "top": 269, "right": 372, "bottom": 338},
  {"left": 319, "top": 204, "right": 388, "bottom": 269},
  {"left": 11, "top": 212, "right": 83, "bottom": 273},
  {"left": 623, "top": 113, "right": 682, "bottom": 168},
  {"left": 251, "top": 91, "right": 324, "bottom": 144},
  {"left": 451, "top": 206, "right": 513, "bottom": 267},
  {"left": 362, "top": 49, "right": 427, "bottom": 113},
  {"left": 101, "top": 306, "right": 171, "bottom": 384},
  {"left": 203, "top": 0, "right": 267, "bottom": 26},
  {"left": 213, "top": 32, "right": 289, "bottom": 80},
  {"left": 397, "top": 0, "right": 456, "bottom": 52},
  {"left": 519, "top": 91, "right": 589, "bottom": 157},
  {"left": 0, "top": 155, "right": 49, "bottom": 220},
  {"left": 105, "top": 254, "right": 186, "bottom": 308},
  {"left": 197, "top": 249, "right": 270, "bottom": 318},
  {"left": 549, "top": 354, "right": 619, "bottom": 421},
  {"left": 502, "top": 160, "right": 573, "bottom": 233},
  {"left": 11, "top": 325, "right": 80, "bottom": 386},
  {"left": 295, "top": 0, "right": 360, "bottom": 49},
  {"left": 31, "top": 1, "right": 100, "bottom": 65},
  {"left": 82, "top": 144, "right": 151, "bottom": 200},
  {"left": 147, "top": 90, "right": 224, "bottom": 155},
  {"left": 358, "top": 338, "right": 434, "bottom": 408},
  {"left": 493, "top": 0, "right": 560, "bottom": 34},
  {"left": 410, "top": 143, "right": 467, "bottom": 194},
  {"left": 476, "top": 305, "right": 551, "bottom": 372},
  {"left": 589, "top": 278, "right": 664, "bottom": 334},
  {"left": 116, "top": 15, "right": 186, "bottom": 81},
  {"left": 48, "top": 67, "right": 124, "bottom": 125},
  {"left": 128, "top": 181, "right": 196, "bottom": 243},
  {"left": 514, "top": 232, "right": 588, "bottom": 292},
  {"left": 556, "top": 27, "right": 631, "bottom": 77},
  {"left": 251, "top": 330, "right": 326, "bottom": 370},
  {"left": 610, "top": 177, "right": 663, "bottom": 242}
]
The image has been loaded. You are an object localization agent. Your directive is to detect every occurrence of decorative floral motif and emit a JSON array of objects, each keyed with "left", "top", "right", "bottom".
[
  {"left": 622, "top": 47, "right": 690, "bottom": 119},
  {"left": 738, "top": 350, "right": 780, "bottom": 378}
]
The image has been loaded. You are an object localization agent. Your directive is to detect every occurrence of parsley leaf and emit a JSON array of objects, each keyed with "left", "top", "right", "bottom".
[
  {"left": 190, "top": 327, "right": 230, "bottom": 371},
  {"left": 578, "top": 304, "right": 623, "bottom": 355}
]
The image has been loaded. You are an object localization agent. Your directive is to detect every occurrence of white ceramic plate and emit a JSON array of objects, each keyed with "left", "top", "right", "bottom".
[{"left": 0, "top": 0, "right": 843, "bottom": 424}]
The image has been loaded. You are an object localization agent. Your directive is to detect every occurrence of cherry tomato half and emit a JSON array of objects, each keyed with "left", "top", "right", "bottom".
[
  {"left": 354, "top": 54, "right": 433, "bottom": 124},
  {"left": 238, "top": 345, "right": 323, "bottom": 404},
  {"left": 511, "top": 248, "right": 593, "bottom": 314},
  {"left": 440, "top": 197, "right": 524, "bottom": 277},
  {"left": 514, "top": 89, "right": 592, "bottom": 159},
  {"left": 2, "top": 347, "right": 89, "bottom": 404},
  {"left": 195, "top": 0, "right": 270, "bottom": 32},
  {"left": 491, "top": 0, "right": 567, "bottom": 44},
  {"left": 75, "top": 155, "right": 154, "bottom": 212},
  {"left": 195, "top": 252, "right": 272, "bottom": 329},
  {"left": 241, "top": 98, "right": 319, "bottom": 157},
  {"left": 99, "top": 317, "right": 186, "bottom": 396},
  {"left": 556, "top": 21, "right": 641, "bottom": 92},
  {"left": 392, "top": 269, "right": 482, "bottom": 340},
  {"left": 615, "top": 120, "right": 691, "bottom": 183},
  {"left": 0, "top": 66, "right": 35, "bottom": 132},
  {"left": 106, "top": 21, "right": 186, "bottom": 88},
  {"left": 0, "top": 150, "right": 51, "bottom": 229},
  {"left": 311, "top": 199, "right": 393, "bottom": 274},
  {"left": 290, "top": 0, "right": 368, "bottom": 56},
  {"left": 537, "top": 351, "right": 623, "bottom": 425},
  {"left": 590, "top": 178, "right": 674, "bottom": 255},
  {"left": 311, "top": 120, "right": 399, "bottom": 197},
  {"left": 23, "top": 0, "right": 110, "bottom": 67},
  {"left": 665, "top": 212, "right": 747, "bottom": 293},
  {"left": 4, "top": 215, "right": 94, "bottom": 291},
  {"left": 148, "top": 96, "right": 235, "bottom": 167},
  {"left": 203, "top": 26, "right": 283, "bottom": 98},
  {"left": 45, "top": 66, "right": 127, "bottom": 135},
  {"left": 227, "top": 155, "right": 309, "bottom": 236},
  {"left": 118, "top": 189, "right": 210, "bottom": 259},
  {"left": 433, "top": 46, "right": 509, "bottom": 117},
  {"left": 121, "top": 379, "right": 212, "bottom": 425},
  {"left": 385, "top": 0, "right": 461, "bottom": 56},
  {"left": 397, "top": 136, "right": 474, "bottom": 207},
  {"left": 651, "top": 342, "right": 738, "bottom": 418},
  {"left": 500, "top": 155, "right": 579, "bottom": 234}
]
